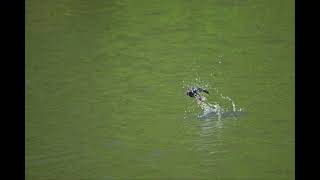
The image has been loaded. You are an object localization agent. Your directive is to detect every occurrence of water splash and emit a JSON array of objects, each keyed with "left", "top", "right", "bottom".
[
  {"left": 197, "top": 101, "right": 225, "bottom": 120},
  {"left": 183, "top": 78, "right": 244, "bottom": 121}
]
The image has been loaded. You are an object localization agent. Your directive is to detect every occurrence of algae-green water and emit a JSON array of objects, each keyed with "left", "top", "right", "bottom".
[{"left": 26, "top": 0, "right": 294, "bottom": 179}]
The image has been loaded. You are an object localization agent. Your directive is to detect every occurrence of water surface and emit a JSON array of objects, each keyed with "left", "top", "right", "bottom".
[{"left": 26, "top": 0, "right": 294, "bottom": 179}]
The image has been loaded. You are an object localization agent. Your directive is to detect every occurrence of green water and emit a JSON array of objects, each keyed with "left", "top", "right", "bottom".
[{"left": 25, "top": 0, "right": 294, "bottom": 179}]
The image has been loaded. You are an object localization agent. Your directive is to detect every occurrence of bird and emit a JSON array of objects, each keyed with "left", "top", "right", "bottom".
[{"left": 186, "top": 87, "right": 209, "bottom": 101}]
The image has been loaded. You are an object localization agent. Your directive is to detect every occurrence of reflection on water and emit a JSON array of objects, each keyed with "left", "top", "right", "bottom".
[
  {"left": 182, "top": 78, "right": 246, "bottom": 175},
  {"left": 191, "top": 115, "right": 227, "bottom": 175}
]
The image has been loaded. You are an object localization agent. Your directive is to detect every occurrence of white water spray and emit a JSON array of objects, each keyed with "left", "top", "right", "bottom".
[{"left": 183, "top": 78, "right": 243, "bottom": 120}]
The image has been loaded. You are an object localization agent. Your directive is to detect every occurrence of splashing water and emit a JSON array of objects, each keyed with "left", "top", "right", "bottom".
[
  {"left": 197, "top": 100, "right": 225, "bottom": 120},
  {"left": 183, "top": 78, "right": 244, "bottom": 121}
]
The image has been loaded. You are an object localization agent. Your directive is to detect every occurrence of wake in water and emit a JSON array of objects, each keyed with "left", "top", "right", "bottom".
[{"left": 183, "top": 78, "right": 244, "bottom": 120}]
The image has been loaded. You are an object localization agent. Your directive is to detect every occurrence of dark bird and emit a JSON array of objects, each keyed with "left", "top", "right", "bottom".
[{"left": 186, "top": 87, "right": 209, "bottom": 98}]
